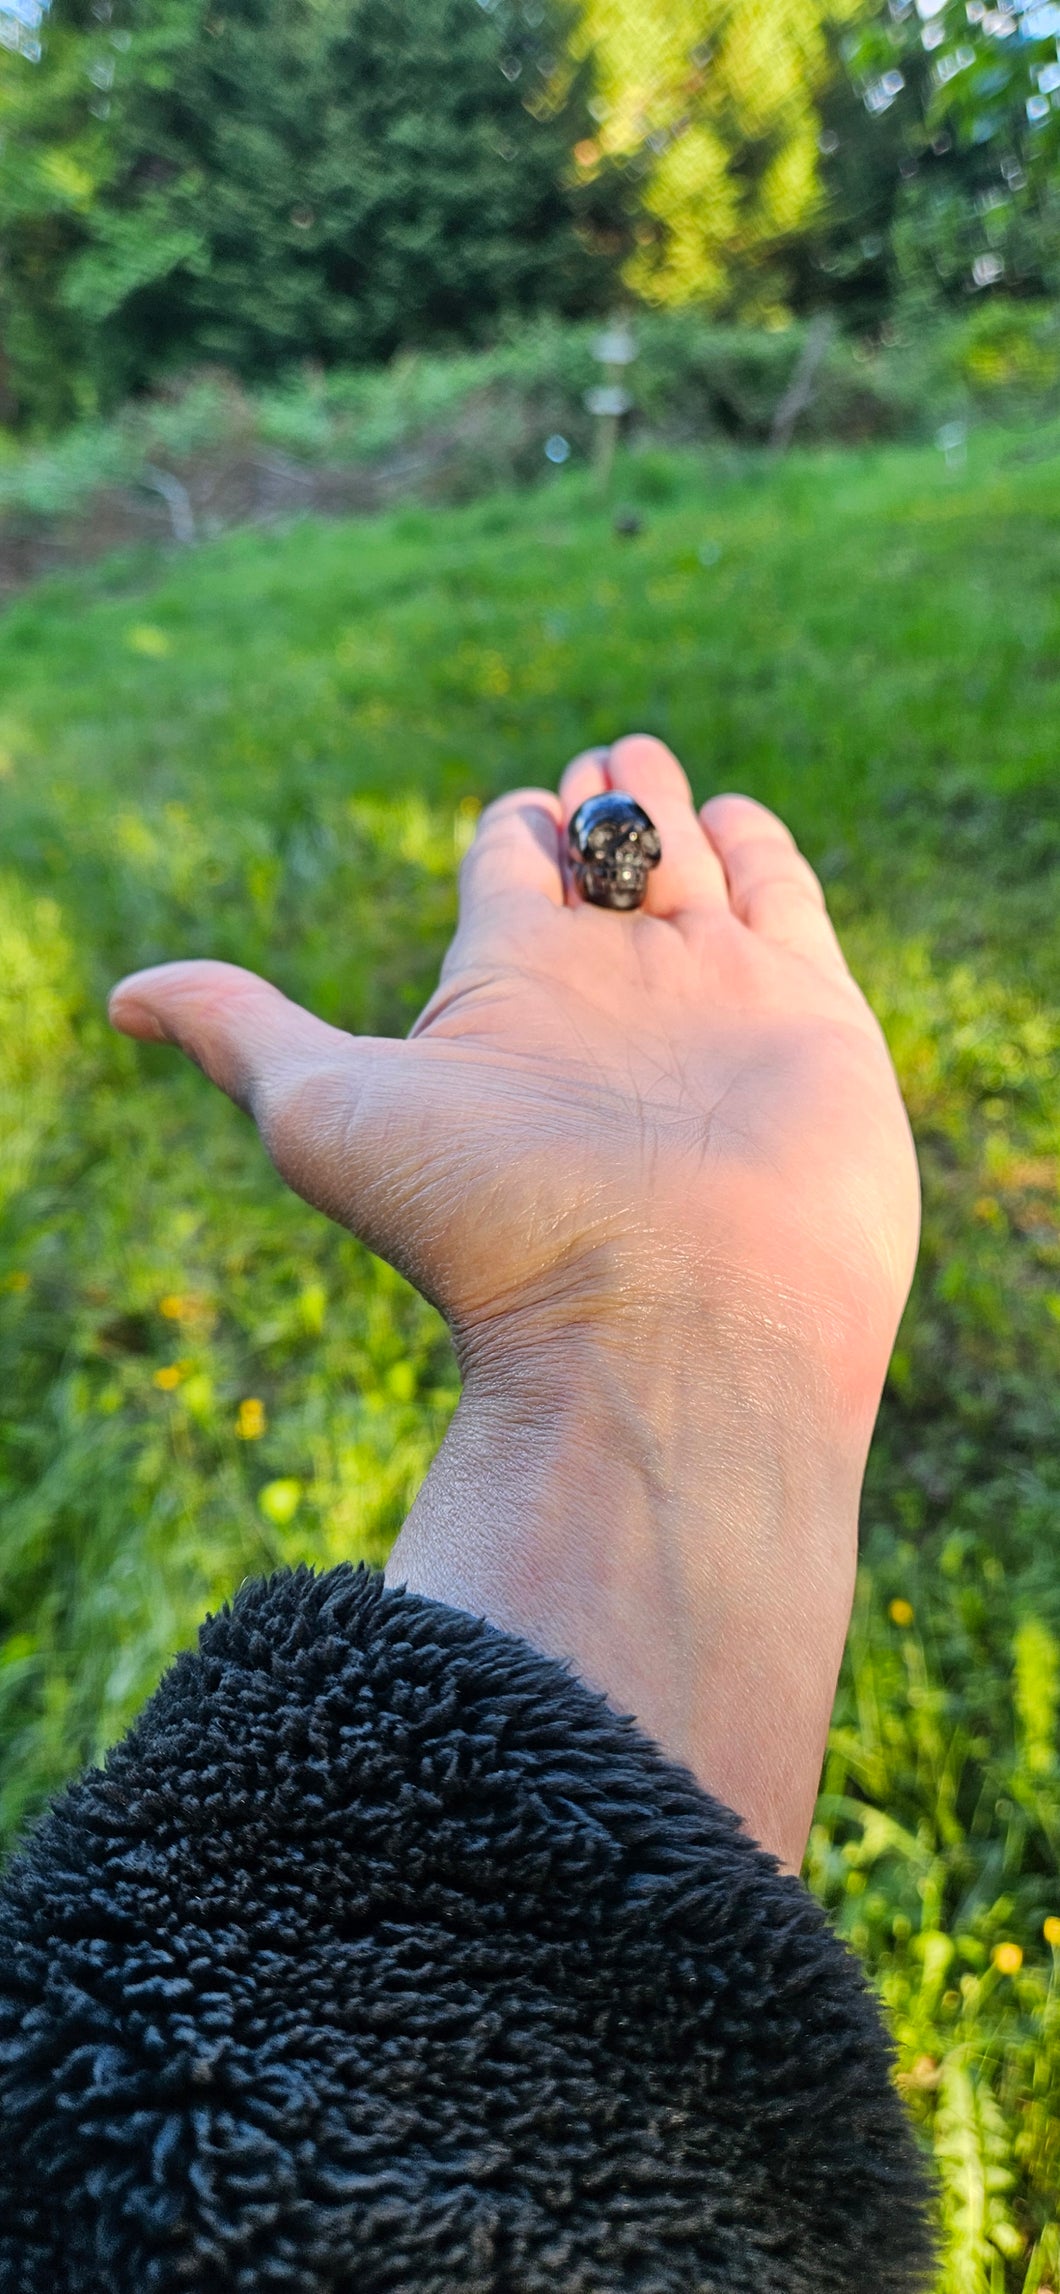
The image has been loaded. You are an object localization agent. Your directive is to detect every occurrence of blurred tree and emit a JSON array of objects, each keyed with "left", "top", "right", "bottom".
[
  {"left": 6, "top": 0, "right": 1060, "bottom": 434},
  {"left": 785, "top": 25, "right": 910, "bottom": 329},
  {"left": 571, "top": 0, "right": 865, "bottom": 320},
  {"left": 0, "top": 0, "right": 112, "bottom": 427},
  {"left": 571, "top": 0, "right": 1060, "bottom": 325},
  {"left": 838, "top": 0, "right": 1060, "bottom": 311},
  {"left": 0, "top": 0, "right": 624, "bottom": 425}
]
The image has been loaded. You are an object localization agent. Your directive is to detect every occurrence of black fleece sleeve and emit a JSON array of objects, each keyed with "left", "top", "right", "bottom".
[{"left": 0, "top": 1562, "right": 934, "bottom": 2294}]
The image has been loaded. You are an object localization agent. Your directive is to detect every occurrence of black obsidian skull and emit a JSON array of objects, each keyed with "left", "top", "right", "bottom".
[{"left": 568, "top": 792, "right": 662, "bottom": 911}]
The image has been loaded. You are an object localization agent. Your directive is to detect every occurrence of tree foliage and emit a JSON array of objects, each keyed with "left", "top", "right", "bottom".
[
  {"left": 572, "top": 0, "right": 863, "bottom": 318},
  {"left": 0, "top": 0, "right": 111, "bottom": 425},
  {"left": 0, "top": 0, "right": 620, "bottom": 423},
  {"left": 4, "top": 0, "right": 1060, "bottom": 429},
  {"left": 574, "top": 0, "right": 1060, "bottom": 325},
  {"left": 838, "top": 0, "right": 1060, "bottom": 311}
]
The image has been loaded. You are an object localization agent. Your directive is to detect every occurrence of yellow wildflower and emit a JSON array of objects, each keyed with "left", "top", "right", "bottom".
[
  {"left": 259, "top": 1479, "right": 302, "bottom": 1527},
  {"left": 3, "top": 1270, "right": 29, "bottom": 1292},
  {"left": 992, "top": 1942, "right": 1023, "bottom": 1976},
  {"left": 160, "top": 1294, "right": 186, "bottom": 1321},
  {"left": 153, "top": 1365, "right": 183, "bottom": 1392},
  {"left": 126, "top": 624, "right": 171, "bottom": 658},
  {"left": 236, "top": 1398, "right": 267, "bottom": 1441},
  {"left": 1043, "top": 1917, "right": 1060, "bottom": 1948},
  {"left": 889, "top": 1599, "right": 915, "bottom": 1628}
]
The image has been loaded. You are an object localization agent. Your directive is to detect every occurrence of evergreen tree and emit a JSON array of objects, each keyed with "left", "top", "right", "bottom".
[
  {"left": 0, "top": 0, "right": 114, "bottom": 426},
  {"left": 0, "top": 0, "right": 619, "bottom": 422}
]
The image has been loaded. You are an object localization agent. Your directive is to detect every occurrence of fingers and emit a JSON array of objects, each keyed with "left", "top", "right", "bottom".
[
  {"left": 561, "top": 735, "right": 729, "bottom": 917},
  {"left": 700, "top": 794, "right": 849, "bottom": 974},
  {"left": 108, "top": 959, "right": 353, "bottom": 1116},
  {"left": 457, "top": 788, "right": 564, "bottom": 922},
  {"left": 558, "top": 746, "right": 609, "bottom": 823}
]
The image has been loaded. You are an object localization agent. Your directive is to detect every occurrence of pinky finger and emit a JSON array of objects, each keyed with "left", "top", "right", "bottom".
[{"left": 700, "top": 795, "right": 851, "bottom": 976}]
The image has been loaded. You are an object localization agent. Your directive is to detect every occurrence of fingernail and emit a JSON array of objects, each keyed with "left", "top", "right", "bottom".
[{"left": 108, "top": 989, "right": 170, "bottom": 1043}]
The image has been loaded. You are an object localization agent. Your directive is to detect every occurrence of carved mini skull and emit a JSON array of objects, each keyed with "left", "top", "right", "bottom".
[{"left": 568, "top": 792, "right": 662, "bottom": 911}]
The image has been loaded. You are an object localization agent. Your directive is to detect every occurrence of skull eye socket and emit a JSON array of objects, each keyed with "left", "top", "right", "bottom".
[{"left": 588, "top": 827, "right": 613, "bottom": 853}]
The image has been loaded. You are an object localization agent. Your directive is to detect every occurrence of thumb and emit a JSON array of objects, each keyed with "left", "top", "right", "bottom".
[
  {"left": 109, "top": 959, "right": 352, "bottom": 1114},
  {"left": 108, "top": 959, "right": 406, "bottom": 1239}
]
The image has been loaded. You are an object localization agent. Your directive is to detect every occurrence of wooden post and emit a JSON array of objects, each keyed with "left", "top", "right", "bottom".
[{"left": 586, "top": 320, "right": 637, "bottom": 492}]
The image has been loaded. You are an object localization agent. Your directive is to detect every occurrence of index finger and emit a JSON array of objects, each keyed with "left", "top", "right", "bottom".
[{"left": 457, "top": 789, "right": 565, "bottom": 921}]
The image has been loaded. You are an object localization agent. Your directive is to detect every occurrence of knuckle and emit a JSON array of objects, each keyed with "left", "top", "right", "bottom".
[
  {"left": 706, "top": 794, "right": 794, "bottom": 845},
  {"left": 792, "top": 853, "right": 827, "bottom": 906},
  {"left": 738, "top": 837, "right": 820, "bottom": 897},
  {"left": 478, "top": 787, "right": 547, "bottom": 830}
]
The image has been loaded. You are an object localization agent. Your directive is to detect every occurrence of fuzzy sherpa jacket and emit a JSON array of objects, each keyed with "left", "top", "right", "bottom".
[{"left": 0, "top": 1562, "right": 934, "bottom": 2293}]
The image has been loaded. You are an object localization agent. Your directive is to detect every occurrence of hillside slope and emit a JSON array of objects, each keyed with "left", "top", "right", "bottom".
[{"left": 1, "top": 435, "right": 1058, "bottom": 2285}]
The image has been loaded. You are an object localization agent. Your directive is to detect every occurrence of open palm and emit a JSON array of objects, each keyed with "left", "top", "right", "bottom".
[{"left": 111, "top": 736, "right": 920, "bottom": 1426}]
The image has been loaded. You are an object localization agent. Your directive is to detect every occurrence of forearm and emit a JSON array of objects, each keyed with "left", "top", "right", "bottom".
[{"left": 384, "top": 1308, "right": 871, "bottom": 1872}]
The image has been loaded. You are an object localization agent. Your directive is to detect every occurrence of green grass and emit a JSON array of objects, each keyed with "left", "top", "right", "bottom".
[{"left": 1, "top": 430, "right": 1059, "bottom": 2289}]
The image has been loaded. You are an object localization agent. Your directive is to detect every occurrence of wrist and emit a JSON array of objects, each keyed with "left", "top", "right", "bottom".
[
  {"left": 386, "top": 1306, "right": 869, "bottom": 1870},
  {"left": 444, "top": 1150, "right": 906, "bottom": 1446}
]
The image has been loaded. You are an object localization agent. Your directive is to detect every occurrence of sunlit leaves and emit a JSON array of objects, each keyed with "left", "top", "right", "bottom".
[{"left": 574, "top": 0, "right": 855, "bottom": 314}]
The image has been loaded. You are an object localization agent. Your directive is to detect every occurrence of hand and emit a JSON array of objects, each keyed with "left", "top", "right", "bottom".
[
  {"left": 110, "top": 736, "right": 918, "bottom": 1419},
  {"left": 110, "top": 736, "right": 921, "bottom": 1867}
]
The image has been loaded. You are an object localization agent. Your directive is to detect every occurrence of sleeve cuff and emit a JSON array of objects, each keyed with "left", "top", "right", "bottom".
[{"left": 0, "top": 1561, "right": 934, "bottom": 2291}]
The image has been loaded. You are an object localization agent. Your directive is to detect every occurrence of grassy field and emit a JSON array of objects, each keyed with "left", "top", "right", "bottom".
[{"left": 1, "top": 428, "right": 1059, "bottom": 2289}]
